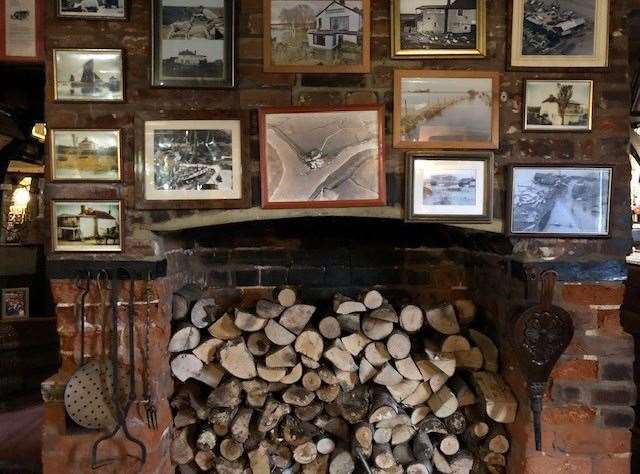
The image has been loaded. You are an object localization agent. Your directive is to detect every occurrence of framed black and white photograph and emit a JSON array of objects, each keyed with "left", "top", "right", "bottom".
[
  {"left": 57, "top": 0, "right": 128, "bottom": 20},
  {"left": 508, "top": 165, "right": 612, "bottom": 237},
  {"left": 151, "top": 0, "right": 235, "bottom": 88},
  {"left": 510, "top": 0, "right": 609, "bottom": 69},
  {"left": 51, "top": 200, "right": 123, "bottom": 252},
  {"left": 524, "top": 80, "right": 593, "bottom": 131},
  {"left": 50, "top": 129, "right": 121, "bottom": 182},
  {"left": 1, "top": 288, "right": 29, "bottom": 319},
  {"left": 53, "top": 49, "right": 124, "bottom": 102},
  {"left": 406, "top": 152, "right": 493, "bottom": 223}
]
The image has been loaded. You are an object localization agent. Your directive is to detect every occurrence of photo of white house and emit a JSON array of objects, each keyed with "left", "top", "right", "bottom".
[
  {"left": 307, "top": 1, "right": 363, "bottom": 50},
  {"left": 525, "top": 80, "right": 593, "bottom": 131},
  {"left": 52, "top": 201, "right": 122, "bottom": 252}
]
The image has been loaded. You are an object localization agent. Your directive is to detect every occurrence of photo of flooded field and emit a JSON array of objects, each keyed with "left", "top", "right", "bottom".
[{"left": 51, "top": 130, "right": 120, "bottom": 181}]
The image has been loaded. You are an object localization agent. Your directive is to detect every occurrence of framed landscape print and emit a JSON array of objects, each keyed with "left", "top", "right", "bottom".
[
  {"left": 406, "top": 152, "right": 493, "bottom": 223},
  {"left": 391, "top": 0, "right": 486, "bottom": 58},
  {"left": 510, "top": 0, "right": 609, "bottom": 69},
  {"left": 53, "top": 49, "right": 124, "bottom": 102},
  {"left": 393, "top": 70, "right": 499, "bottom": 150},
  {"left": 259, "top": 105, "right": 385, "bottom": 209},
  {"left": 51, "top": 200, "right": 123, "bottom": 252},
  {"left": 524, "top": 80, "right": 593, "bottom": 132},
  {"left": 1, "top": 288, "right": 29, "bottom": 319},
  {"left": 57, "top": 0, "right": 128, "bottom": 20},
  {"left": 50, "top": 129, "right": 121, "bottom": 182},
  {"left": 263, "top": 0, "right": 370, "bottom": 73},
  {"left": 151, "top": 0, "right": 235, "bottom": 88},
  {"left": 508, "top": 165, "right": 612, "bottom": 238}
]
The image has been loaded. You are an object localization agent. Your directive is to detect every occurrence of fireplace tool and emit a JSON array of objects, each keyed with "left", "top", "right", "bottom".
[
  {"left": 511, "top": 270, "right": 574, "bottom": 451},
  {"left": 91, "top": 268, "right": 147, "bottom": 469},
  {"left": 140, "top": 272, "right": 158, "bottom": 430}
]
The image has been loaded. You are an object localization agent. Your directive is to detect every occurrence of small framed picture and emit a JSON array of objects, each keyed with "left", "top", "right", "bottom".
[
  {"left": 56, "top": 0, "right": 128, "bottom": 20},
  {"left": 49, "top": 129, "right": 122, "bottom": 182},
  {"left": 151, "top": 0, "right": 235, "bottom": 88},
  {"left": 263, "top": 0, "right": 370, "bottom": 73},
  {"left": 51, "top": 200, "right": 123, "bottom": 252},
  {"left": 393, "top": 69, "right": 499, "bottom": 150},
  {"left": 391, "top": 0, "right": 486, "bottom": 58},
  {"left": 508, "top": 165, "right": 612, "bottom": 238},
  {"left": 259, "top": 105, "right": 386, "bottom": 209},
  {"left": 405, "top": 152, "right": 493, "bottom": 223},
  {"left": 1, "top": 288, "right": 29, "bottom": 319},
  {"left": 135, "top": 111, "right": 248, "bottom": 209},
  {"left": 524, "top": 80, "right": 593, "bottom": 132},
  {"left": 510, "top": 0, "right": 609, "bottom": 69},
  {"left": 53, "top": 48, "right": 125, "bottom": 102}
]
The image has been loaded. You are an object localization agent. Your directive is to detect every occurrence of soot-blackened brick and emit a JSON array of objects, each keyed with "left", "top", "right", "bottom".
[
  {"left": 324, "top": 266, "right": 351, "bottom": 287},
  {"left": 234, "top": 269, "right": 260, "bottom": 287},
  {"left": 600, "top": 407, "right": 635, "bottom": 429},
  {"left": 260, "top": 267, "right": 288, "bottom": 286},
  {"left": 288, "top": 267, "right": 325, "bottom": 287}
]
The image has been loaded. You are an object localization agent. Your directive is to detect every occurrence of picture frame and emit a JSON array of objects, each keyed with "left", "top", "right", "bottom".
[
  {"left": 0, "top": 0, "right": 45, "bottom": 62},
  {"left": 49, "top": 129, "right": 122, "bottom": 182},
  {"left": 53, "top": 48, "right": 125, "bottom": 102},
  {"left": 259, "top": 104, "right": 386, "bottom": 209},
  {"left": 56, "top": 0, "right": 128, "bottom": 20},
  {"left": 405, "top": 151, "right": 493, "bottom": 223},
  {"left": 393, "top": 69, "right": 500, "bottom": 150},
  {"left": 263, "top": 0, "right": 370, "bottom": 74},
  {"left": 507, "top": 164, "right": 613, "bottom": 238},
  {"left": 1, "top": 288, "right": 29, "bottom": 319},
  {"left": 134, "top": 110, "right": 249, "bottom": 210},
  {"left": 51, "top": 200, "right": 123, "bottom": 252},
  {"left": 524, "top": 79, "right": 593, "bottom": 132},
  {"left": 509, "top": 0, "right": 610, "bottom": 69},
  {"left": 151, "top": 0, "right": 235, "bottom": 88},
  {"left": 391, "top": 0, "right": 486, "bottom": 59}
]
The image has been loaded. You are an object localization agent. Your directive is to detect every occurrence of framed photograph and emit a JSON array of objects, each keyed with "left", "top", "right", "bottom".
[
  {"left": 51, "top": 200, "right": 123, "bottom": 252},
  {"left": 259, "top": 105, "right": 385, "bottom": 209},
  {"left": 1, "top": 288, "right": 29, "bottom": 319},
  {"left": 53, "top": 48, "right": 124, "bottom": 102},
  {"left": 0, "top": 0, "right": 45, "bottom": 62},
  {"left": 508, "top": 165, "right": 612, "bottom": 238},
  {"left": 56, "top": 0, "right": 128, "bottom": 20},
  {"left": 151, "top": 0, "right": 235, "bottom": 88},
  {"left": 510, "top": 0, "right": 609, "bottom": 69},
  {"left": 406, "top": 152, "right": 493, "bottom": 223},
  {"left": 393, "top": 69, "right": 499, "bottom": 150},
  {"left": 391, "top": 0, "right": 486, "bottom": 58},
  {"left": 50, "top": 129, "right": 122, "bottom": 182},
  {"left": 524, "top": 80, "right": 593, "bottom": 132},
  {"left": 263, "top": 0, "right": 370, "bottom": 73}
]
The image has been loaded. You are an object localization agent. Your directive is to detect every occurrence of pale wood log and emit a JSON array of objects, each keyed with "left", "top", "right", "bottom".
[
  {"left": 439, "top": 434, "right": 460, "bottom": 456},
  {"left": 471, "top": 372, "right": 517, "bottom": 423},
  {"left": 208, "top": 313, "right": 242, "bottom": 340},
  {"left": 411, "top": 427, "right": 434, "bottom": 464},
  {"left": 395, "top": 357, "right": 423, "bottom": 381},
  {"left": 337, "top": 313, "right": 361, "bottom": 333},
  {"left": 402, "top": 382, "right": 433, "bottom": 407},
  {"left": 296, "top": 402, "right": 323, "bottom": 421},
  {"left": 207, "top": 379, "right": 241, "bottom": 408},
  {"left": 283, "top": 385, "right": 316, "bottom": 406},
  {"left": 265, "top": 344, "right": 297, "bottom": 368},
  {"left": 264, "top": 319, "right": 296, "bottom": 346},
  {"left": 171, "top": 427, "right": 194, "bottom": 465},
  {"left": 247, "top": 443, "right": 271, "bottom": 474},
  {"left": 280, "top": 304, "right": 317, "bottom": 335},
  {"left": 196, "top": 426, "right": 217, "bottom": 451},
  {"left": 193, "top": 362, "right": 225, "bottom": 388},
  {"left": 334, "top": 294, "right": 366, "bottom": 314},
  {"left": 281, "top": 363, "right": 303, "bottom": 384},
  {"left": 304, "top": 453, "right": 329, "bottom": 474},
  {"left": 406, "top": 463, "right": 433, "bottom": 474},
  {"left": 362, "top": 289, "right": 384, "bottom": 309},
  {"left": 329, "top": 451, "right": 355, "bottom": 474},
  {"left": 295, "top": 330, "right": 324, "bottom": 361},
  {"left": 258, "top": 398, "right": 290, "bottom": 432},
  {"left": 449, "top": 449, "right": 474, "bottom": 474},
  {"left": 455, "top": 348, "right": 484, "bottom": 370},
  {"left": 468, "top": 329, "right": 499, "bottom": 373},
  {"left": 410, "top": 405, "right": 430, "bottom": 426},
  {"left": 324, "top": 345, "right": 358, "bottom": 372},
  {"left": 425, "top": 305, "right": 460, "bottom": 335},
  {"left": 242, "top": 379, "right": 268, "bottom": 407},
  {"left": 171, "top": 353, "right": 203, "bottom": 382},
  {"left": 335, "top": 369, "right": 359, "bottom": 392},
  {"left": 369, "top": 303, "right": 398, "bottom": 323},
  {"left": 486, "top": 424, "right": 510, "bottom": 454},
  {"left": 415, "top": 359, "right": 440, "bottom": 382},
  {"left": 372, "top": 443, "right": 395, "bottom": 469},
  {"left": 373, "top": 363, "right": 403, "bottom": 386},
  {"left": 392, "top": 442, "right": 415, "bottom": 465},
  {"left": 400, "top": 305, "right": 424, "bottom": 333},
  {"left": 376, "top": 411, "right": 411, "bottom": 430},
  {"left": 169, "top": 324, "right": 201, "bottom": 353},
  {"left": 441, "top": 335, "right": 471, "bottom": 353},
  {"left": 387, "top": 331, "right": 411, "bottom": 360},
  {"left": 220, "top": 338, "right": 257, "bottom": 379},
  {"left": 429, "top": 370, "right": 449, "bottom": 393},
  {"left": 359, "top": 358, "right": 378, "bottom": 384},
  {"left": 318, "top": 367, "right": 339, "bottom": 385},
  {"left": 392, "top": 425, "right": 416, "bottom": 445},
  {"left": 191, "top": 298, "right": 218, "bottom": 328},
  {"left": 234, "top": 308, "right": 267, "bottom": 332},
  {"left": 453, "top": 300, "right": 476, "bottom": 327},
  {"left": 388, "top": 380, "right": 420, "bottom": 403},
  {"left": 257, "top": 364, "right": 286, "bottom": 382},
  {"left": 432, "top": 448, "right": 452, "bottom": 474},
  {"left": 341, "top": 332, "right": 370, "bottom": 356},
  {"left": 192, "top": 337, "right": 223, "bottom": 362},
  {"left": 220, "top": 438, "right": 244, "bottom": 461},
  {"left": 302, "top": 371, "right": 322, "bottom": 391},
  {"left": 428, "top": 386, "right": 459, "bottom": 419},
  {"left": 362, "top": 316, "right": 394, "bottom": 341},
  {"left": 174, "top": 407, "right": 197, "bottom": 429},
  {"left": 301, "top": 354, "right": 321, "bottom": 369},
  {"left": 247, "top": 332, "right": 271, "bottom": 356},
  {"left": 373, "top": 465, "right": 403, "bottom": 474},
  {"left": 369, "top": 389, "right": 400, "bottom": 423},
  {"left": 213, "top": 456, "right": 244, "bottom": 474},
  {"left": 365, "top": 341, "right": 391, "bottom": 367},
  {"left": 294, "top": 441, "right": 318, "bottom": 464},
  {"left": 424, "top": 349, "right": 457, "bottom": 377},
  {"left": 444, "top": 411, "right": 467, "bottom": 435},
  {"left": 319, "top": 316, "right": 341, "bottom": 339},
  {"left": 274, "top": 287, "right": 297, "bottom": 308},
  {"left": 448, "top": 375, "right": 477, "bottom": 407},
  {"left": 230, "top": 408, "right": 252, "bottom": 444},
  {"left": 316, "top": 438, "right": 335, "bottom": 455},
  {"left": 195, "top": 449, "right": 216, "bottom": 471},
  {"left": 482, "top": 450, "right": 506, "bottom": 467},
  {"left": 256, "top": 299, "right": 285, "bottom": 319},
  {"left": 354, "top": 422, "right": 373, "bottom": 457},
  {"left": 172, "top": 284, "right": 203, "bottom": 321}
]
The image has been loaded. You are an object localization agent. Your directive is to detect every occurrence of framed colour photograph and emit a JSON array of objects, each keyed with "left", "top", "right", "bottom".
[
  {"left": 393, "top": 69, "right": 499, "bottom": 150},
  {"left": 151, "top": 0, "right": 235, "bottom": 88},
  {"left": 391, "top": 0, "right": 486, "bottom": 59},
  {"left": 1, "top": 288, "right": 29, "bottom": 319},
  {"left": 49, "top": 129, "right": 122, "bottom": 182},
  {"left": 259, "top": 105, "right": 386, "bottom": 209},
  {"left": 263, "top": 0, "right": 370, "bottom": 73},
  {"left": 508, "top": 165, "right": 612, "bottom": 238},
  {"left": 51, "top": 200, "right": 123, "bottom": 252},
  {"left": 524, "top": 79, "right": 593, "bottom": 132},
  {"left": 405, "top": 151, "right": 493, "bottom": 223},
  {"left": 56, "top": 0, "right": 128, "bottom": 20}
]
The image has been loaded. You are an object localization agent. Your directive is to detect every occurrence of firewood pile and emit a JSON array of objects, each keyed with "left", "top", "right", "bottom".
[{"left": 169, "top": 287, "right": 517, "bottom": 474}]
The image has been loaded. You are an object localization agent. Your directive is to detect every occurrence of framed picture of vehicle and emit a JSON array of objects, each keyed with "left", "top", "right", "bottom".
[
  {"left": 524, "top": 79, "right": 593, "bottom": 132},
  {"left": 56, "top": 0, "right": 128, "bottom": 20},
  {"left": 1, "top": 288, "right": 29, "bottom": 319},
  {"left": 508, "top": 165, "right": 612, "bottom": 238},
  {"left": 51, "top": 200, "right": 123, "bottom": 252},
  {"left": 151, "top": 0, "right": 235, "bottom": 88}
]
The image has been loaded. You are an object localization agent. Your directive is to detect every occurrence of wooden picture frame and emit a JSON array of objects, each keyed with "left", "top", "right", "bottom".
[
  {"left": 56, "top": 0, "right": 129, "bottom": 20},
  {"left": 391, "top": 0, "right": 486, "bottom": 59},
  {"left": 405, "top": 151, "right": 493, "bottom": 224},
  {"left": 134, "top": 110, "right": 250, "bottom": 210},
  {"left": 507, "top": 164, "right": 613, "bottom": 238},
  {"left": 393, "top": 69, "right": 500, "bottom": 150},
  {"left": 151, "top": 0, "right": 235, "bottom": 88},
  {"left": 523, "top": 79, "right": 594, "bottom": 132},
  {"left": 1, "top": 287, "right": 29, "bottom": 319},
  {"left": 259, "top": 104, "right": 386, "bottom": 209},
  {"left": 0, "top": 0, "right": 45, "bottom": 63},
  {"left": 263, "top": 0, "right": 370, "bottom": 74}
]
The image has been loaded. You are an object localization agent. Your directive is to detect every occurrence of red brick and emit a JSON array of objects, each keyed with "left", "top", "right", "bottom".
[
  {"left": 554, "top": 426, "right": 632, "bottom": 454},
  {"left": 542, "top": 406, "right": 596, "bottom": 425},
  {"left": 345, "top": 91, "right": 378, "bottom": 105},
  {"left": 551, "top": 359, "right": 598, "bottom": 381},
  {"left": 524, "top": 455, "right": 592, "bottom": 474},
  {"left": 592, "top": 455, "right": 632, "bottom": 474},
  {"left": 237, "top": 37, "right": 262, "bottom": 59},
  {"left": 561, "top": 283, "right": 625, "bottom": 306},
  {"left": 240, "top": 89, "right": 291, "bottom": 108},
  {"left": 597, "top": 309, "right": 625, "bottom": 335}
]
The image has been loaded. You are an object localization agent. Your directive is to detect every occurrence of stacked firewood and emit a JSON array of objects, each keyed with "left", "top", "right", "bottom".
[{"left": 169, "top": 287, "right": 517, "bottom": 474}]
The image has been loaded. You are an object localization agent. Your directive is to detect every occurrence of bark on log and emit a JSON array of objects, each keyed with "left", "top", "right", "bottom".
[
  {"left": 208, "top": 313, "right": 242, "bottom": 340},
  {"left": 256, "top": 299, "right": 285, "bottom": 319},
  {"left": 172, "top": 285, "right": 204, "bottom": 321},
  {"left": 191, "top": 298, "right": 218, "bottom": 328}
]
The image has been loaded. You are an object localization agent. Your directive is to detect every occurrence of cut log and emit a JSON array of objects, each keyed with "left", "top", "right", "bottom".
[
  {"left": 247, "top": 332, "right": 271, "bottom": 356},
  {"left": 295, "top": 402, "right": 323, "bottom": 421},
  {"left": 369, "top": 304, "right": 398, "bottom": 323},
  {"left": 432, "top": 448, "right": 452, "bottom": 474},
  {"left": 337, "top": 384, "right": 371, "bottom": 423},
  {"left": 174, "top": 407, "right": 197, "bottom": 429},
  {"left": 372, "top": 443, "right": 395, "bottom": 469},
  {"left": 242, "top": 379, "right": 268, "bottom": 407},
  {"left": 448, "top": 375, "right": 477, "bottom": 407},
  {"left": 468, "top": 329, "right": 499, "bottom": 373},
  {"left": 373, "top": 363, "right": 403, "bottom": 386},
  {"left": 191, "top": 298, "right": 218, "bottom": 328},
  {"left": 230, "top": 408, "right": 252, "bottom": 444},
  {"left": 301, "top": 354, "right": 321, "bottom": 369},
  {"left": 302, "top": 371, "right": 322, "bottom": 391},
  {"left": 194, "top": 362, "right": 225, "bottom": 388},
  {"left": 406, "top": 463, "right": 433, "bottom": 474},
  {"left": 283, "top": 385, "right": 315, "bottom": 407},
  {"left": 319, "top": 316, "right": 342, "bottom": 339},
  {"left": 354, "top": 422, "right": 373, "bottom": 457},
  {"left": 264, "top": 319, "right": 296, "bottom": 346},
  {"left": 172, "top": 285, "right": 203, "bottom": 321},
  {"left": 316, "top": 437, "right": 335, "bottom": 455},
  {"left": 258, "top": 399, "right": 290, "bottom": 432},
  {"left": 220, "top": 338, "right": 257, "bottom": 379},
  {"left": 454, "top": 348, "right": 484, "bottom": 370},
  {"left": 337, "top": 313, "right": 361, "bottom": 333},
  {"left": 341, "top": 332, "right": 370, "bottom": 356},
  {"left": 439, "top": 435, "right": 460, "bottom": 456},
  {"left": 426, "top": 352, "right": 457, "bottom": 377},
  {"left": 335, "top": 369, "right": 359, "bottom": 392},
  {"left": 171, "top": 353, "right": 203, "bottom": 382},
  {"left": 386, "top": 331, "right": 411, "bottom": 360},
  {"left": 256, "top": 299, "right": 285, "bottom": 319},
  {"left": 395, "top": 357, "right": 423, "bottom": 381},
  {"left": 471, "top": 372, "right": 517, "bottom": 423},
  {"left": 329, "top": 451, "right": 355, "bottom": 474},
  {"left": 453, "top": 300, "right": 476, "bottom": 326},
  {"left": 265, "top": 345, "right": 297, "bottom": 368},
  {"left": 411, "top": 428, "right": 434, "bottom": 464},
  {"left": 169, "top": 324, "right": 201, "bottom": 353},
  {"left": 171, "top": 427, "right": 194, "bottom": 465},
  {"left": 207, "top": 380, "right": 241, "bottom": 408},
  {"left": 449, "top": 449, "right": 473, "bottom": 474},
  {"left": 280, "top": 304, "right": 317, "bottom": 335},
  {"left": 294, "top": 441, "right": 318, "bottom": 464},
  {"left": 441, "top": 335, "right": 471, "bottom": 353},
  {"left": 362, "top": 290, "right": 384, "bottom": 310},
  {"left": 362, "top": 316, "right": 394, "bottom": 341},
  {"left": 324, "top": 346, "right": 358, "bottom": 372},
  {"left": 208, "top": 313, "right": 242, "bottom": 340},
  {"left": 234, "top": 308, "right": 267, "bottom": 332},
  {"left": 416, "top": 414, "right": 447, "bottom": 434},
  {"left": 334, "top": 294, "right": 366, "bottom": 314},
  {"left": 192, "top": 337, "right": 223, "bottom": 362},
  {"left": 410, "top": 406, "right": 430, "bottom": 426},
  {"left": 425, "top": 305, "right": 460, "bottom": 335},
  {"left": 257, "top": 365, "right": 287, "bottom": 382},
  {"left": 392, "top": 425, "right": 416, "bottom": 445},
  {"left": 444, "top": 411, "right": 467, "bottom": 435},
  {"left": 392, "top": 442, "right": 415, "bottom": 465},
  {"left": 248, "top": 444, "right": 271, "bottom": 474},
  {"left": 365, "top": 341, "right": 391, "bottom": 367},
  {"left": 196, "top": 426, "right": 217, "bottom": 451},
  {"left": 274, "top": 287, "right": 297, "bottom": 308},
  {"left": 208, "top": 408, "right": 237, "bottom": 437},
  {"left": 359, "top": 358, "right": 378, "bottom": 384},
  {"left": 212, "top": 457, "right": 244, "bottom": 474},
  {"left": 402, "top": 382, "right": 432, "bottom": 407},
  {"left": 281, "top": 363, "right": 303, "bottom": 384},
  {"left": 482, "top": 450, "right": 506, "bottom": 467},
  {"left": 315, "top": 416, "right": 349, "bottom": 441},
  {"left": 428, "top": 386, "right": 459, "bottom": 419},
  {"left": 486, "top": 424, "right": 510, "bottom": 454},
  {"left": 295, "top": 330, "right": 324, "bottom": 361},
  {"left": 388, "top": 379, "right": 420, "bottom": 403},
  {"left": 317, "top": 384, "right": 341, "bottom": 403},
  {"left": 400, "top": 305, "right": 424, "bottom": 333},
  {"left": 220, "top": 438, "right": 244, "bottom": 461},
  {"left": 369, "top": 389, "right": 400, "bottom": 423}
]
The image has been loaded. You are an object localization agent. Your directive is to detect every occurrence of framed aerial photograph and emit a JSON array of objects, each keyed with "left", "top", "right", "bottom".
[
  {"left": 393, "top": 70, "right": 499, "bottom": 150},
  {"left": 151, "top": 0, "right": 235, "bottom": 88},
  {"left": 56, "top": 0, "right": 128, "bottom": 20},
  {"left": 259, "top": 105, "right": 385, "bottom": 209},
  {"left": 391, "top": 0, "right": 486, "bottom": 58},
  {"left": 263, "top": 0, "right": 370, "bottom": 73},
  {"left": 51, "top": 200, "right": 123, "bottom": 252},
  {"left": 510, "top": 0, "right": 609, "bottom": 69},
  {"left": 508, "top": 165, "right": 612, "bottom": 238},
  {"left": 1, "top": 288, "right": 29, "bottom": 319},
  {"left": 406, "top": 152, "right": 493, "bottom": 223},
  {"left": 53, "top": 48, "right": 124, "bottom": 102},
  {"left": 524, "top": 80, "right": 593, "bottom": 132},
  {"left": 135, "top": 112, "right": 247, "bottom": 209},
  {"left": 50, "top": 129, "right": 121, "bottom": 182}
]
